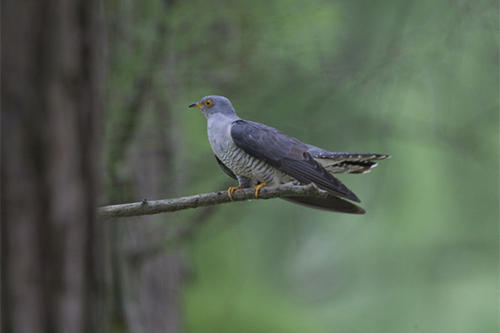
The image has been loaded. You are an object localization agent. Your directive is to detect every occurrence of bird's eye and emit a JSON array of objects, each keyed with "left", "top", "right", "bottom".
[{"left": 204, "top": 99, "right": 213, "bottom": 107}]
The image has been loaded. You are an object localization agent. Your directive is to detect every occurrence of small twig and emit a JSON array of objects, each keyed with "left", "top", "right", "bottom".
[{"left": 98, "top": 183, "right": 327, "bottom": 219}]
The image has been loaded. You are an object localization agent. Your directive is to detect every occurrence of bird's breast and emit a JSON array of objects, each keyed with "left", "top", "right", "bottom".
[{"left": 206, "top": 116, "right": 234, "bottom": 158}]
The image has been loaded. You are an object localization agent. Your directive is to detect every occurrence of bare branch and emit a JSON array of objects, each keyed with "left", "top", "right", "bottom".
[{"left": 98, "top": 183, "right": 327, "bottom": 219}]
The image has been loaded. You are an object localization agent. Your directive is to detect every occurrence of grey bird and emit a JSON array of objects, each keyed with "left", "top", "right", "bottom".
[{"left": 189, "top": 95, "right": 389, "bottom": 214}]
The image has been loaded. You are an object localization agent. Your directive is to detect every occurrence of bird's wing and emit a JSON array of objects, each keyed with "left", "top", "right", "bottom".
[
  {"left": 215, "top": 155, "right": 365, "bottom": 213},
  {"left": 306, "top": 147, "right": 390, "bottom": 174},
  {"left": 230, "top": 120, "right": 360, "bottom": 202},
  {"left": 282, "top": 195, "right": 366, "bottom": 214}
]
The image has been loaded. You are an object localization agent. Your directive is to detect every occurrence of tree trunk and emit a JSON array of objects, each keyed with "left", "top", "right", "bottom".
[
  {"left": 1, "top": 0, "right": 106, "bottom": 332},
  {"left": 118, "top": 96, "right": 186, "bottom": 333}
]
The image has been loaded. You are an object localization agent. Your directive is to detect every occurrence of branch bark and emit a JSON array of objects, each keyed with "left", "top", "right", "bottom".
[{"left": 99, "top": 183, "right": 327, "bottom": 218}]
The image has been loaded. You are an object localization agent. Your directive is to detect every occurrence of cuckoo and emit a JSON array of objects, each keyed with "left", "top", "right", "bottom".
[{"left": 189, "top": 95, "right": 389, "bottom": 214}]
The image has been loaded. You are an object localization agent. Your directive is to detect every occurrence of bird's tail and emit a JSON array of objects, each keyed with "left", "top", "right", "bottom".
[{"left": 307, "top": 147, "right": 390, "bottom": 174}]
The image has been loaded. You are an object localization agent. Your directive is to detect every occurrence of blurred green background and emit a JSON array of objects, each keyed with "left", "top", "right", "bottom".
[{"left": 103, "top": 0, "right": 498, "bottom": 332}]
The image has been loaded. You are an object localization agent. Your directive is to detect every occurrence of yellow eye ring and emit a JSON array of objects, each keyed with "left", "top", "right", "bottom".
[{"left": 204, "top": 99, "right": 213, "bottom": 107}]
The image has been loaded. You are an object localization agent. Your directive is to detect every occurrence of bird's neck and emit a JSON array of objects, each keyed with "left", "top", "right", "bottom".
[
  {"left": 205, "top": 111, "right": 239, "bottom": 123},
  {"left": 206, "top": 113, "right": 239, "bottom": 139}
]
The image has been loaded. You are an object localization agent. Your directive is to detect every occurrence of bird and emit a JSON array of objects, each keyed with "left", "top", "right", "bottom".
[{"left": 189, "top": 95, "right": 389, "bottom": 214}]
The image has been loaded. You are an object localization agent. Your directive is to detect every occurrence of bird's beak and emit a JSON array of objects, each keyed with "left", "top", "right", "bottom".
[{"left": 188, "top": 102, "right": 202, "bottom": 109}]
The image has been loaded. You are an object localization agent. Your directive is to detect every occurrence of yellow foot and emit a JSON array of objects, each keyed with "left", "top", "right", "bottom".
[
  {"left": 227, "top": 185, "right": 244, "bottom": 200},
  {"left": 254, "top": 182, "right": 267, "bottom": 198}
]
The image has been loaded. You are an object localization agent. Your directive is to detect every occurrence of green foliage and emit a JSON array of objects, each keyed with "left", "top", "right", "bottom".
[{"left": 105, "top": 0, "right": 498, "bottom": 331}]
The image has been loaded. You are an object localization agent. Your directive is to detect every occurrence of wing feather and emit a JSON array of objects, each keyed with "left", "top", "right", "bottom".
[{"left": 230, "top": 120, "right": 360, "bottom": 202}]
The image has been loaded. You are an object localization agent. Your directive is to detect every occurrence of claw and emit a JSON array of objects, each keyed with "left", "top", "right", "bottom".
[
  {"left": 253, "top": 182, "right": 267, "bottom": 198},
  {"left": 227, "top": 185, "right": 244, "bottom": 200}
]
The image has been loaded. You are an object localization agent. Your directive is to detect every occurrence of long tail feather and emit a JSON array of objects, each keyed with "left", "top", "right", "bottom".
[{"left": 306, "top": 147, "right": 390, "bottom": 174}]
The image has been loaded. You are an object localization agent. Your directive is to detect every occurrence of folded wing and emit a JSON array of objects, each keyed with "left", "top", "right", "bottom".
[{"left": 230, "top": 120, "right": 360, "bottom": 202}]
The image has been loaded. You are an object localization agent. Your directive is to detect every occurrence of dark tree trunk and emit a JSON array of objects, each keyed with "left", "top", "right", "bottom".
[
  {"left": 1, "top": 0, "right": 106, "bottom": 332},
  {"left": 103, "top": 2, "right": 187, "bottom": 330},
  {"left": 119, "top": 98, "right": 186, "bottom": 333}
]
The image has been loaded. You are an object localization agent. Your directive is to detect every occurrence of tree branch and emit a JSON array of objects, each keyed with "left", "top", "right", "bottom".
[{"left": 98, "top": 183, "right": 327, "bottom": 219}]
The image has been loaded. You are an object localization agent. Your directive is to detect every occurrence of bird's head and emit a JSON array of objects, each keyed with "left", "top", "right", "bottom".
[{"left": 189, "top": 95, "right": 236, "bottom": 118}]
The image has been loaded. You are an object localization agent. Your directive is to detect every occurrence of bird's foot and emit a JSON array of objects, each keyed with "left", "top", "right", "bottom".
[
  {"left": 253, "top": 182, "right": 267, "bottom": 198},
  {"left": 227, "top": 185, "right": 244, "bottom": 200}
]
